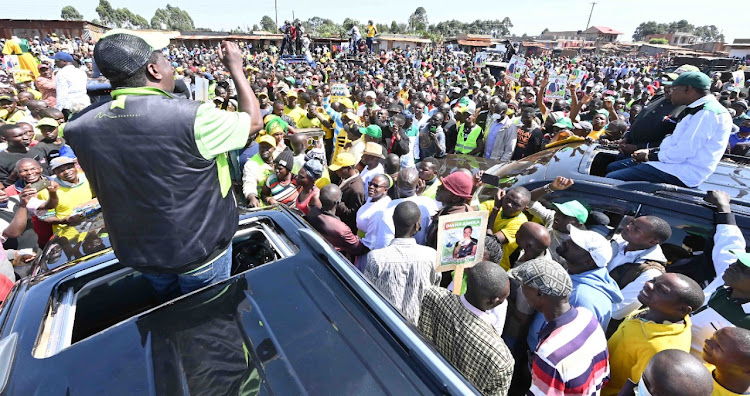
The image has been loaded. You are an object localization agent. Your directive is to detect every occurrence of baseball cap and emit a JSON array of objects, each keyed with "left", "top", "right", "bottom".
[
  {"left": 302, "top": 159, "right": 324, "bottom": 180},
  {"left": 37, "top": 117, "right": 59, "bottom": 128},
  {"left": 328, "top": 153, "right": 356, "bottom": 171},
  {"left": 364, "top": 91, "right": 376, "bottom": 99},
  {"left": 731, "top": 250, "right": 750, "bottom": 268},
  {"left": 0, "top": 95, "right": 12, "bottom": 102},
  {"left": 568, "top": 225, "right": 613, "bottom": 268},
  {"left": 515, "top": 256, "right": 573, "bottom": 298},
  {"left": 552, "top": 200, "right": 589, "bottom": 224},
  {"left": 37, "top": 63, "right": 50, "bottom": 70},
  {"left": 733, "top": 100, "right": 749, "bottom": 111},
  {"left": 573, "top": 121, "right": 593, "bottom": 133},
  {"left": 671, "top": 72, "right": 711, "bottom": 91},
  {"left": 363, "top": 142, "right": 385, "bottom": 159},
  {"left": 49, "top": 156, "right": 76, "bottom": 171},
  {"left": 440, "top": 171, "right": 473, "bottom": 199},
  {"left": 94, "top": 29, "right": 170, "bottom": 80},
  {"left": 257, "top": 91, "right": 268, "bottom": 98},
  {"left": 553, "top": 117, "right": 574, "bottom": 130},
  {"left": 360, "top": 125, "right": 382, "bottom": 139},
  {"left": 663, "top": 64, "right": 701, "bottom": 85},
  {"left": 256, "top": 134, "right": 276, "bottom": 147},
  {"left": 287, "top": 90, "right": 298, "bottom": 98},
  {"left": 53, "top": 52, "right": 74, "bottom": 62}
]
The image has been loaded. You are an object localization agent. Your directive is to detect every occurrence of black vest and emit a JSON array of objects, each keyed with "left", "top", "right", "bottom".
[{"left": 65, "top": 94, "right": 237, "bottom": 274}]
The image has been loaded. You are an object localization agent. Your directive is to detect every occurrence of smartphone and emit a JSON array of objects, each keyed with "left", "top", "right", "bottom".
[
  {"left": 27, "top": 178, "right": 50, "bottom": 192},
  {"left": 481, "top": 173, "right": 501, "bottom": 187}
]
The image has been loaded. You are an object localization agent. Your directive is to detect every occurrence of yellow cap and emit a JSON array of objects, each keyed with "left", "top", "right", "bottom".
[
  {"left": 329, "top": 153, "right": 356, "bottom": 171},
  {"left": 256, "top": 134, "right": 276, "bottom": 146}
]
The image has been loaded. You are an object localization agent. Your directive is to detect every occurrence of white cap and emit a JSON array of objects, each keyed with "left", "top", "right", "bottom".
[
  {"left": 567, "top": 225, "right": 613, "bottom": 268},
  {"left": 364, "top": 91, "right": 376, "bottom": 99}
]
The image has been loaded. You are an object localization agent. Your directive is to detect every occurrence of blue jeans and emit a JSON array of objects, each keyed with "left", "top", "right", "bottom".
[
  {"left": 366, "top": 37, "right": 374, "bottom": 53},
  {"left": 606, "top": 158, "right": 637, "bottom": 173},
  {"left": 606, "top": 163, "right": 687, "bottom": 187},
  {"left": 143, "top": 245, "right": 233, "bottom": 296}
]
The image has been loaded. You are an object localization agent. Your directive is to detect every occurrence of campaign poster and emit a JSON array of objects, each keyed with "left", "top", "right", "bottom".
[
  {"left": 194, "top": 76, "right": 209, "bottom": 102},
  {"left": 546, "top": 74, "right": 568, "bottom": 99},
  {"left": 733, "top": 71, "right": 746, "bottom": 89},
  {"left": 567, "top": 69, "right": 585, "bottom": 88},
  {"left": 507, "top": 55, "right": 526, "bottom": 81},
  {"left": 435, "top": 211, "right": 489, "bottom": 275},
  {"left": 2, "top": 55, "right": 19, "bottom": 70}
]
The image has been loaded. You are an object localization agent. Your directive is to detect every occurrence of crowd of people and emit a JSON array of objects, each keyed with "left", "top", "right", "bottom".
[{"left": 1, "top": 25, "right": 750, "bottom": 395}]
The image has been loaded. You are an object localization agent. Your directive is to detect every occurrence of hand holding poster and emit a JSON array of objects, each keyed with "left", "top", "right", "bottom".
[
  {"left": 732, "top": 71, "right": 746, "bottom": 90},
  {"left": 567, "top": 69, "right": 585, "bottom": 89},
  {"left": 435, "top": 211, "right": 489, "bottom": 294},
  {"left": 545, "top": 74, "right": 568, "bottom": 99},
  {"left": 507, "top": 55, "right": 526, "bottom": 82}
]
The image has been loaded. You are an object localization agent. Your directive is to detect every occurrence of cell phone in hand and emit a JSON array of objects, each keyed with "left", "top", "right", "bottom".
[
  {"left": 481, "top": 173, "right": 501, "bottom": 187},
  {"left": 27, "top": 178, "right": 50, "bottom": 192}
]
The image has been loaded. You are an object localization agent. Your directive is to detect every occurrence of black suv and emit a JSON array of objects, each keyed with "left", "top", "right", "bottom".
[{"left": 0, "top": 206, "right": 478, "bottom": 395}]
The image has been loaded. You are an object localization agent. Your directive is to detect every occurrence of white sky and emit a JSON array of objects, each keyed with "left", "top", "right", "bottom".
[{"left": 0, "top": 0, "right": 743, "bottom": 42}]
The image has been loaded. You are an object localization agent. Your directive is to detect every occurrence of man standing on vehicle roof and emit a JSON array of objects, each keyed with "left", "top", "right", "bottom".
[
  {"left": 64, "top": 30, "right": 263, "bottom": 296},
  {"left": 606, "top": 72, "right": 733, "bottom": 188}
]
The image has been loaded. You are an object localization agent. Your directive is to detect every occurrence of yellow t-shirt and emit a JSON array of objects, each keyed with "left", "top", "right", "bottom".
[
  {"left": 366, "top": 25, "right": 377, "bottom": 38},
  {"left": 0, "top": 109, "right": 28, "bottom": 123},
  {"left": 481, "top": 200, "right": 528, "bottom": 270},
  {"left": 38, "top": 177, "right": 94, "bottom": 234},
  {"left": 705, "top": 365, "right": 746, "bottom": 396},
  {"left": 283, "top": 106, "right": 307, "bottom": 125},
  {"left": 587, "top": 129, "right": 606, "bottom": 140},
  {"left": 297, "top": 115, "right": 322, "bottom": 129}
]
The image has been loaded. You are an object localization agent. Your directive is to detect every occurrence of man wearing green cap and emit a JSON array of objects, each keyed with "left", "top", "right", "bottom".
[
  {"left": 526, "top": 176, "right": 583, "bottom": 265},
  {"left": 607, "top": 71, "right": 732, "bottom": 188},
  {"left": 690, "top": 190, "right": 749, "bottom": 362},
  {"left": 64, "top": 31, "right": 263, "bottom": 296}
]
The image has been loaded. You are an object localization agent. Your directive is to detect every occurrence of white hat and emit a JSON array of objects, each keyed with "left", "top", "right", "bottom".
[
  {"left": 567, "top": 225, "right": 613, "bottom": 268},
  {"left": 364, "top": 91, "right": 376, "bottom": 99}
]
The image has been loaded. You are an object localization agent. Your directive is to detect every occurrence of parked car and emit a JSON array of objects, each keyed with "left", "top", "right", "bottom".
[
  {"left": 0, "top": 206, "right": 478, "bottom": 395},
  {"left": 473, "top": 142, "right": 750, "bottom": 204},
  {"left": 477, "top": 179, "right": 750, "bottom": 286}
]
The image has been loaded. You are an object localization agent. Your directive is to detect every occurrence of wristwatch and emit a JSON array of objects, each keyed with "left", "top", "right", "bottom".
[{"left": 544, "top": 183, "right": 554, "bottom": 194}]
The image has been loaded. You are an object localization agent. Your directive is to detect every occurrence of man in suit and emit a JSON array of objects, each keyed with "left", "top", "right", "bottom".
[{"left": 328, "top": 152, "right": 365, "bottom": 233}]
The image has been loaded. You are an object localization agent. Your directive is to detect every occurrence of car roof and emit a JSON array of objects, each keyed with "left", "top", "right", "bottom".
[{"left": 4, "top": 208, "right": 476, "bottom": 395}]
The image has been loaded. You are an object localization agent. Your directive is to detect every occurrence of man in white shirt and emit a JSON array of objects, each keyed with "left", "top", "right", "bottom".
[
  {"left": 607, "top": 215, "right": 672, "bottom": 321},
  {"left": 359, "top": 142, "right": 384, "bottom": 188},
  {"left": 53, "top": 52, "right": 90, "bottom": 119},
  {"left": 607, "top": 72, "right": 732, "bottom": 188},
  {"left": 484, "top": 102, "right": 515, "bottom": 161}
]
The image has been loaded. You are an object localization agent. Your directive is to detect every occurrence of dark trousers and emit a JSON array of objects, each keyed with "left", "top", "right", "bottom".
[
  {"left": 366, "top": 37, "right": 374, "bottom": 53},
  {"left": 606, "top": 161, "right": 688, "bottom": 187}
]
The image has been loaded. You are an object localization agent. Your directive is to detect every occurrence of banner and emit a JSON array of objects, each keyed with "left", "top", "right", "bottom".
[
  {"left": 545, "top": 74, "right": 568, "bottom": 99},
  {"left": 507, "top": 55, "right": 526, "bottom": 81},
  {"left": 435, "top": 211, "right": 489, "bottom": 294}
]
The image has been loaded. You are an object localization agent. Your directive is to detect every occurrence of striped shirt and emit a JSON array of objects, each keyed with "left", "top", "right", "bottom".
[
  {"left": 529, "top": 307, "right": 610, "bottom": 396},
  {"left": 265, "top": 174, "right": 299, "bottom": 206}
]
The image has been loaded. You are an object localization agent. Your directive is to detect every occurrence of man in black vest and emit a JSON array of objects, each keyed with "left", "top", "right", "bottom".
[{"left": 64, "top": 30, "right": 263, "bottom": 296}]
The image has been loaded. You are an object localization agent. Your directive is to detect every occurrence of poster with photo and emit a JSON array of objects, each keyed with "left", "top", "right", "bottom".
[
  {"left": 435, "top": 211, "right": 489, "bottom": 293},
  {"left": 568, "top": 69, "right": 585, "bottom": 88},
  {"left": 507, "top": 55, "right": 526, "bottom": 81},
  {"left": 194, "top": 76, "right": 209, "bottom": 102},
  {"left": 546, "top": 74, "right": 569, "bottom": 99},
  {"left": 733, "top": 71, "right": 746, "bottom": 90}
]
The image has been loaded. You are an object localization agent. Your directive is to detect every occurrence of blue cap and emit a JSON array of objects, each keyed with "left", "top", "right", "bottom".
[
  {"left": 53, "top": 52, "right": 74, "bottom": 62},
  {"left": 203, "top": 72, "right": 214, "bottom": 81}
]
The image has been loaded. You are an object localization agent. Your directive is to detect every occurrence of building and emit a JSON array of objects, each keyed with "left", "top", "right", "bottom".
[
  {"left": 638, "top": 43, "right": 707, "bottom": 57},
  {"left": 0, "top": 19, "right": 108, "bottom": 41},
  {"left": 539, "top": 26, "right": 622, "bottom": 44},
  {"left": 644, "top": 32, "right": 699, "bottom": 46},
  {"left": 374, "top": 34, "right": 431, "bottom": 51},
  {"left": 175, "top": 31, "right": 283, "bottom": 49},
  {"left": 727, "top": 39, "right": 750, "bottom": 59},
  {"left": 683, "top": 41, "right": 726, "bottom": 55}
]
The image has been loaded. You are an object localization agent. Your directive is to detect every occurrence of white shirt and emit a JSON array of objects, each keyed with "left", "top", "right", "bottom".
[
  {"left": 356, "top": 195, "right": 392, "bottom": 248},
  {"left": 360, "top": 163, "right": 384, "bottom": 187},
  {"left": 369, "top": 195, "right": 439, "bottom": 250},
  {"left": 460, "top": 295, "right": 508, "bottom": 335},
  {"left": 55, "top": 64, "right": 90, "bottom": 111},
  {"left": 608, "top": 235, "right": 667, "bottom": 320},
  {"left": 648, "top": 95, "right": 733, "bottom": 187}
]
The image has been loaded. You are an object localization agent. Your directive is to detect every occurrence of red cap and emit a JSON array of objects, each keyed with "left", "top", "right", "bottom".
[{"left": 440, "top": 172, "right": 473, "bottom": 199}]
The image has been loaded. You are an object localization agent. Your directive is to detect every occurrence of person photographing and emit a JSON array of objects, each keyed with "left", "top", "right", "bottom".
[{"left": 64, "top": 30, "right": 263, "bottom": 296}]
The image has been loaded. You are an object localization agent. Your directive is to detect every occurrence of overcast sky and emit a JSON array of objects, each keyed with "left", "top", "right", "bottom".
[{"left": 0, "top": 0, "right": 742, "bottom": 42}]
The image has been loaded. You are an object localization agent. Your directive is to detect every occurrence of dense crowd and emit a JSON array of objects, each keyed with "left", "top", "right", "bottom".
[{"left": 1, "top": 27, "right": 750, "bottom": 396}]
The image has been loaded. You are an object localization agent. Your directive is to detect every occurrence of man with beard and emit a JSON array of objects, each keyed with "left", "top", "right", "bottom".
[
  {"left": 242, "top": 135, "right": 277, "bottom": 208},
  {"left": 0, "top": 124, "right": 46, "bottom": 187}
]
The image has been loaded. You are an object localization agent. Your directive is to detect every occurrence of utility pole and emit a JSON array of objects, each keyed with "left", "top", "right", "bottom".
[
  {"left": 274, "top": 0, "right": 278, "bottom": 29},
  {"left": 586, "top": 2, "right": 597, "bottom": 30},
  {"left": 292, "top": 11, "right": 295, "bottom": 21}
]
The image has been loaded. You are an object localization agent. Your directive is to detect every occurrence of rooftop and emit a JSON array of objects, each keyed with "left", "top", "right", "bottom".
[{"left": 586, "top": 26, "right": 624, "bottom": 35}]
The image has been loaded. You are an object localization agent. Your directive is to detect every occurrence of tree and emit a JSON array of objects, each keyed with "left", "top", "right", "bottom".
[
  {"left": 95, "top": 0, "right": 119, "bottom": 27},
  {"left": 376, "top": 23, "right": 389, "bottom": 34},
  {"left": 150, "top": 4, "right": 195, "bottom": 31},
  {"left": 694, "top": 25, "right": 725, "bottom": 42},
  {"left": 260, "top": 15, "right": 276, "bottom": 32},
  {"left": 61, "top": 6, "right": 83, "bottom": 21},
  {"left": 252, "top": 24, "right": 260, "bottom": 32},
  {"left": 409, "top": 7, "right": 428, "bottom": 32},
  {"left": 390, "top": 21, "right": 400, "bottom": 34},
  {"left": 649, "top": 38, "right": 669, "bottom": 45},
  {"left": 632, "top": 21, "right": 667, "bottom": 41}
]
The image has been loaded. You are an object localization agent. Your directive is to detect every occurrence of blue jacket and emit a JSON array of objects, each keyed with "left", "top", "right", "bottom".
[{"left": 527, "top": 267, "right": 623, "bottom": 350}]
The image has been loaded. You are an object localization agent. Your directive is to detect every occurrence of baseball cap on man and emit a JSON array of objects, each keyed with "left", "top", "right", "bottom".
[
  {"left": 94, "top": 29, "right": 170, "bottom": 80},
  {"left": 256, "top": 134, "right": 276, "bottom": 147},
  {"left": 553, "top": 117, "right": 574, "bottom": 130},
  {"left": 37, "top": 117, "right": 59, "bottom": 128},
  {"left": 663, "top": 64, "right": 701, "bottom": 85},
  {"left": 568, "top": 225, "right": 613, "bottom": 268},
  {"left": 53, "top": 52, "right": 74, "bottom": 62},
  {"left": 360, "top": 125, "right": 382, "bottom": 139},
  {"left": 731, "top": 250, "right": 750, "bottom": 268},
  {"left": 515, "top": 256, "right": 573, "bottom": 298},
  {"left": 49, "top": 156, "right": 76, "bottom": 171},
  {"left": 670, "top": 72, "right": 711, "bottom": 91},
  {"left": 328, "top": 153, "right": 356, "bottom": 171},
  {"left": 552, "top": 200, "right": 588, "bottom": 224}
]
